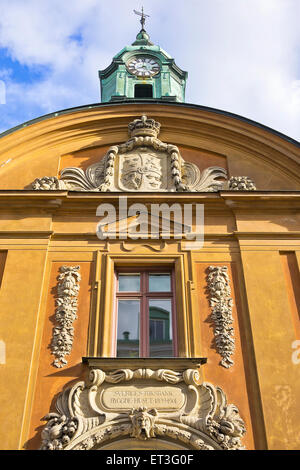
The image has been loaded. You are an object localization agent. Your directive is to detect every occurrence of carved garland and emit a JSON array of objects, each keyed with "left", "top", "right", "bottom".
[
  {"left": 207, "top": 266, "right": 235, "bottom": 369},
  {"left": 51, "top": 266, "right": 81, "bottom": 368},
  {"left": 39, "top": 367, "right": 246, "bottom": 450}
]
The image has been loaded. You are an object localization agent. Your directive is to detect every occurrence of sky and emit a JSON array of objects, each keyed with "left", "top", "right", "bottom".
[{"left": 0, "top": 0, "right": 299, "bottom": 141}]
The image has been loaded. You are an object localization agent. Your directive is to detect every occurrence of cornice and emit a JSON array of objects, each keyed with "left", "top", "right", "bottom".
[
  {"left": 82, "top": 357, "right": 207, "bottom": 370},
  {"left": 0, "top": 230, "right": 53, "bottom": 239},
  {"left": 0, "top": 191, "right": 299, "bottom": 213}
]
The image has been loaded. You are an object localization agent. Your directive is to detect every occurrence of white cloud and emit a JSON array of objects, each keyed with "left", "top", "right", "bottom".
[{"left": 0, "top": 0, "right": 299, "bottom": 140}]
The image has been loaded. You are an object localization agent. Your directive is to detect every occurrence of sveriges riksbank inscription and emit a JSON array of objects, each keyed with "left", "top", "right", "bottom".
[{"left": 101, "top": 385, "right": 185, "bottom": 410}]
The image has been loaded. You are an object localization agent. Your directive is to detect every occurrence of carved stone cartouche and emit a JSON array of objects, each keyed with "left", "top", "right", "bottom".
[{"left": 39, "top": 365, "right": 246, "bottom": 450}]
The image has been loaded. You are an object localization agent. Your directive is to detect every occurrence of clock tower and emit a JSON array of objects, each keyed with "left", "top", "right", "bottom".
[{"left": 99, "top": 10, "right": 188, "bottom": 103}]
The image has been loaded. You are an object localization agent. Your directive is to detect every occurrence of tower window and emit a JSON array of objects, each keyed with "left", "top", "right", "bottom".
[{"left": 134, "top": 84, "right": 153, "bottom": 98}]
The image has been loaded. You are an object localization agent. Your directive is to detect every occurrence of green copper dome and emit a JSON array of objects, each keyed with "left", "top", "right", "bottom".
[
  {"left": 132, "top": 29, "right": 153, "bottom": 46},
  {"left": 98, "top": 27, "right": 188, "bottom": 103}
]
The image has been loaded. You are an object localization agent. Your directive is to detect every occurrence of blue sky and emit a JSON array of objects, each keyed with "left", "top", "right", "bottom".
[{"left": 0, "top": 0, "right": 300, "bottom": 140}]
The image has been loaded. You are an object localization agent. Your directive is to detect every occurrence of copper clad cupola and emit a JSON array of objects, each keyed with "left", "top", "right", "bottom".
[{"left": 98, "top": 9, "right": 188, "bottom": 103}]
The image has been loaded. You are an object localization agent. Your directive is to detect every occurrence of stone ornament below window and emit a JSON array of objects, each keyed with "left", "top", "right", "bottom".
[
  {"left": 39, "top": 364, "right": 246, "bottom": 450},
  {"left": 31, "top": 115, "right": 256, "bottom": 193}
]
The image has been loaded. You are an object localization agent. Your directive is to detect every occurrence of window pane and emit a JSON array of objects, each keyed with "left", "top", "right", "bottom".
[
  {"left": 118, "top": 274, "right": 140, "bottom": 292},
  {"left": 149, "top": 299, "right": 173, "bottom": 357},
  {"left": 149, "top": 274, "right": 171, "bottom": 292},
  {"left": 117, "top": 300, "right": 140, "bottom": 357}
]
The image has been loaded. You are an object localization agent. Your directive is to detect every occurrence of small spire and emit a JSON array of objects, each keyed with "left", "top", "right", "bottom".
[
  {"left": 132, "top": 7, "right": 153, "bottom": 46},
  {"left": 133, "top": 7, "right": 150, "bottom": 31}
]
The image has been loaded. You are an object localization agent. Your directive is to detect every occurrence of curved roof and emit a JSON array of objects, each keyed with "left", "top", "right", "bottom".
[
  {"left": 1, "top": 100, "right": 299, "bottom": 147},
  {"left": 0, "top": 100, "right": 299, "bottom": 192}
]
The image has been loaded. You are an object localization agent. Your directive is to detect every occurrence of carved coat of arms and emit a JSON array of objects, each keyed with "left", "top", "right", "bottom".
[
  {"left": 120, "top": 151, "right": 165, "bottom": 191},
  {"left": 31, "top": 115, "right": 256, "bottom": 193}
]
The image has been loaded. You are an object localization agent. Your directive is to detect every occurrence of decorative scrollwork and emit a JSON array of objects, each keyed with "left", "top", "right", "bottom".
[
  {"left": 31, "top": 116, "right": 228, "bottom": 193},
  {"left": 87, "top": 367, "right": 196, "bottom": 386},
  {"left": 39, "top": 366, "right": 246, "bottom": 450}
]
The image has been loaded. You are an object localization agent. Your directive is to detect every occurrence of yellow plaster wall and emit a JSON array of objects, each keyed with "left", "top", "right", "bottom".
[
  {"left": 0, "top": 104, "right": 299, "bottom": 191},
  {"left": 25, "top": 260, "right": 93, "bottom": 450},
  {"left": 0, "top": 247, "right": 48, "bottom": 449},
  {"left": 0, "top": 104, "right": 299, "bottom": 450},
  {"left": 240, "top": 250, "right": 300, "bottom": 450}
]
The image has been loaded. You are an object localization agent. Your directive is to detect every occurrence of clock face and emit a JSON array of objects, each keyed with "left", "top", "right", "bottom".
[{"left": 127, "top": 56, "right": 160, "bottom": 77}]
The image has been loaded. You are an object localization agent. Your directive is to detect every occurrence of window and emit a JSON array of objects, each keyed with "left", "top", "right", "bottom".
[
  {"left": 115, "top": 269, "right": 177, "bottom": 358},
  {"left": 134, "top": 84, "right": 153, "bottom": 98}
]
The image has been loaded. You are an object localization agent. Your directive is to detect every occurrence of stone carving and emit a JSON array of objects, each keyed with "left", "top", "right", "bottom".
[
  {"left": 121, "top": 153, "right": 162, "bottom": 190},
  {"left": 51, "top": 266, "right": 81, "bottom": 368},
  {"left": 228, "top": 176, "right": 256, "bottom": 191},
  {"left": 206, "top": 402, "right": 247, "bottom": 450},
  {"left": 40, "top": 412, "right": 78, "bottom": 450},
  {"left": 89, "top": 367, "right": 199, "bottom": 385},
  {"left": 31, "top": 176, "right": 66, "bottom": 190},
  {"left": 207, "top": 266, "right": 235, "bottom": 369},
  {"left": 31, "top": 115, "right": 228, "bottom": 192},
  {"left": 130, "top": 407, "right": 158, "bottom": 440},
  {"left": 39, "top": 365, "right": 246, "bottom": 450},
  {"left": 180, "top": 384, "right": 246, "bottom": 450}
]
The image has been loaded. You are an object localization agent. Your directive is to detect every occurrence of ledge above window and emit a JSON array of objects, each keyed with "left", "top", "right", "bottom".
[{"left": 82, "top": 357, "right": 207, "bottom": 371}]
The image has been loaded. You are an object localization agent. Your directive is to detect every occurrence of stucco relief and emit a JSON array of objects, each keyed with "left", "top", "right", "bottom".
[
  {"left": 31, "top": 115, "right": 256, "bottom": 192},
  {"left": 228, "top": 176, "right": 256, "bottom": 191},
  {"left": 207, "top": 266, "right": 235, "bottom": 369},
  {"left": 39, "top": 365, "right": 246, "bottom": 450},
  {"left": 51, "top": 265, "right": 81, "bottom": 368}
]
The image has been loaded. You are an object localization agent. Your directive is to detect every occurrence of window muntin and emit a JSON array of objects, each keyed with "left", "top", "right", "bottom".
[{"left": 115, "top": 270, "right": 176, "bottom": 357}]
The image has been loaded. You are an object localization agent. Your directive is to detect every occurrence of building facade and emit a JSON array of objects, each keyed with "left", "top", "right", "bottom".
[{"left": 0, "top": 23, "right": 300, "bottom": 451}]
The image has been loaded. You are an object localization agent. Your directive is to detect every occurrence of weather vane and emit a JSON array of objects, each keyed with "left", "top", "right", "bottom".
[{"left": 134, "top": 7, "right": 150, "bottom": 30}]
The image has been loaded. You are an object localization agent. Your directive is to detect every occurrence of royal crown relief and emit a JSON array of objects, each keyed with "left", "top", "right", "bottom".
[{"left": 31, "top": 116, "right": 256, "bottom": 192}]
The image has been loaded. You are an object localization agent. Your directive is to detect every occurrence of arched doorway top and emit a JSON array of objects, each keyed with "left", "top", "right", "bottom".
[{"left": 39, "top": 359, "right": 246, "bottom": 451}]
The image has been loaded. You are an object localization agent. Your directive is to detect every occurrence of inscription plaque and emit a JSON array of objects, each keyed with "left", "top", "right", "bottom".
[{"left": 101, "top": 385, "right": 185, "bottom": 411}]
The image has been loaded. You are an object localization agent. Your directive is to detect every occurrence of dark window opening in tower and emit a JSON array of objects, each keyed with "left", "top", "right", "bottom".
[{"left": 135, "top": 84, "right": 153, "bottom": 98}]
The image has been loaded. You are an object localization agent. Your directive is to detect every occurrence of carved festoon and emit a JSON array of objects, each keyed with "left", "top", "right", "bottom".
[
  {"left": 31, "top": 115, "right": 255, "bottom": 193},
  {"left": 51, "top": 266, "right": 81, "bottom": 368},
  {"left": 207, "top": 266, "right": 235, "bottom": 369},
  {"left": 39, "top": 365, "right": 246, "bottom": 450}
]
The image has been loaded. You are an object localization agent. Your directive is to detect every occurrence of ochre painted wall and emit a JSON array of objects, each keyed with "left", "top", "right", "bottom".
[
  {"left": 25, "top": 261, "right": 93, "bottom": 450},
  {"left": 196, "top": 261, "right": 255, "bottom": 450},
  {"left": 0, "top": 104, "right": 299, "bottom": 450},
  {"left": 0, "top": 103, "right": 299, "bottom": 191}
]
